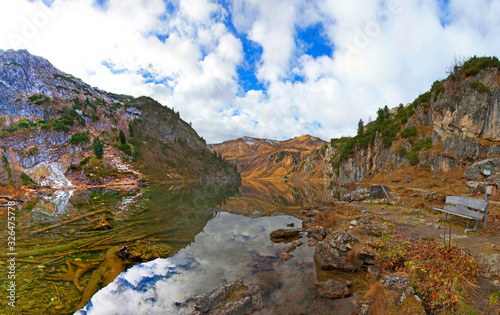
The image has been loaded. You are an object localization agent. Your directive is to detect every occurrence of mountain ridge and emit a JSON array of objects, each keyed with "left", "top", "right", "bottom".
[
  {"left": 0, "top": 49, "right": 240, "bottom": 189},
  {"left": 210, "top": 134, "right": 326, "bottom": 179}
]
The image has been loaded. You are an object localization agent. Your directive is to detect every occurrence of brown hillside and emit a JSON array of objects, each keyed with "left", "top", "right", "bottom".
[{"left": 210, "top": 134, "right": 326, "bottom": 179}]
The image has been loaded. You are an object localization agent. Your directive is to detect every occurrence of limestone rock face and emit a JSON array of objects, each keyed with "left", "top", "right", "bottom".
[
  {"left": 320, "top": 66, "right": 500, "bottom": 184},
  {"left": 0, "top": 49, "right": 115, "bottom": 118},
  {"left": 0, "top": 49, "right": 241, "bottom": 186}
]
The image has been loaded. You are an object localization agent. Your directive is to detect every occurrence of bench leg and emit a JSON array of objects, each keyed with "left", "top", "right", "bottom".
[
  {"left": 437, "top": 213, "right": 448, "bottom": 222},
  {"left": 464, "top": 219, "right": 478, "bottom": 234}
]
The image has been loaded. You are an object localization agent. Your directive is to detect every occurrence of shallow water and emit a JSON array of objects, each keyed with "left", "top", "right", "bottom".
[{"left": 0, "top": 180, "right": 353, "bottom": 314}]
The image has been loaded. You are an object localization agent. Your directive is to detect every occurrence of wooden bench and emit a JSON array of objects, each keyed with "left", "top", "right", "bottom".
[{"left": 433, "top": 196, "right": 488, "bottom": 233}]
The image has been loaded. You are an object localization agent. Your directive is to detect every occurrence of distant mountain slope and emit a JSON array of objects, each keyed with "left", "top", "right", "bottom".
[
  {"left": 209, "top": 134, "right": 326, "bottom": 179},
  {"left": 0, "top": 49, "right": 239, "bottom": 187}
]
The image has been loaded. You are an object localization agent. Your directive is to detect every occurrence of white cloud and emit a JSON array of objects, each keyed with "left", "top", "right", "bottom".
[{"left": 0, "top": 0, "right": 499, "bottom": 143}]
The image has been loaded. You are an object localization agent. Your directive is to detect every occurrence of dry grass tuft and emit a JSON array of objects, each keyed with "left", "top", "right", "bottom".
[
  {"left": 316, "top": 211, "right": 340, "bottom": 229},
  {"left": 364, "top": 282, "right": 388, "bottom": 315}
]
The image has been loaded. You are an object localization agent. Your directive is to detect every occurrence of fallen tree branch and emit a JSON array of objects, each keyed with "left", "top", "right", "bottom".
[{"left": 30, "top": 209, "right": 107, "bottom": 235}]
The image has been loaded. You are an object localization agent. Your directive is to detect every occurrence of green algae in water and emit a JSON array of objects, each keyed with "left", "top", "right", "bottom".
[{"left": 0, "top": 182, "right": 239, "bottom": 314}]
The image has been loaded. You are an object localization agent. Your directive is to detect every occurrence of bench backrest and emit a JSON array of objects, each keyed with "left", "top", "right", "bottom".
[
  {"left": 444, "top": 196, "right": 488, "bottom": 220},
  {"left": 445, "top": 196, "right": 487, "bottom": 210}
]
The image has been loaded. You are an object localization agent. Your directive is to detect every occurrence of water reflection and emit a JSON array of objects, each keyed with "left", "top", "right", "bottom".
[
  {"left": 30, "top": 190, "right": 75, "bottom": 223},
  {"left": 0, "top": 179, "right": 348, "bottom": 314},
  {"left": 76, "top": 180, "right": 348, "bottom": 314},
  {"left": 77, "top": 213, "right": 338, "bottom": 315},
  {"left": 220, "top": 180, "right": 328, "bottom": 217},
  {"left": 0, "top": 181, "right": 240, "bottom": 314}
]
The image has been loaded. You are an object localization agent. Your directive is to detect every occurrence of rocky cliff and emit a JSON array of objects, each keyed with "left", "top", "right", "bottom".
[
  {"left": 209, "top": 135, "right": 326, "bottom": 179},
  {"left": 323, "top": 56, "right": 500, "bottom": 184},
  {"left": 212, "top": 56, "right": 500, "bottom": 185},
  {"left": 0, "top": 49, "right": 239, "bottom": 188}
]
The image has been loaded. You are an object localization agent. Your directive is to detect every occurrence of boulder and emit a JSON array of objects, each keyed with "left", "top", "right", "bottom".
[
  {"left": 313, "top": 231, "right": 358, "bottom": 271},
  {"left": 464, "top": 158, "right": 500, "bottom": 181},
  {"left": 314, "top": 279, "right": 351, "bottom": 299},
  {"left": 381, "top": 275, "right": 415, "bottom": 306},
  {"left": 270, "top": 228, "right": 301, "bottom": 239},
  {"left": 358, "top": 248, "right": 377, "bottom": 265}
]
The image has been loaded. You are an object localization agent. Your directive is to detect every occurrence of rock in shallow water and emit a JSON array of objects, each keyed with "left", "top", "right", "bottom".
[
  {"left": 314, "top": 279, "right": 351, "bottom": 299},
  {"left": 270, "top": 228, "right": 301, "bottom": 238},
  {"left": 183, "top": 278, "right": 263, "bottom": 315}
]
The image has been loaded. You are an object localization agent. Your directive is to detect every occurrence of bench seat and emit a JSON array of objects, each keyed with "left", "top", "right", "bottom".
[{"left": 433, "top": 196, "right": 488, "bottom": 233}]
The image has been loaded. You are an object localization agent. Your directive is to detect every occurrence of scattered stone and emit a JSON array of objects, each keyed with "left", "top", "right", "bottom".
[
  {"left": 438, "top": 234, "right": 468, "bottom": 240},
  {"left": 425, "top": 191, "right": 438, "bottom": 200},
  {"left": 433, "top": 223, "right": 441, "bottom": 229},
  {"left": 306, "top": 225, "right": 328, "bottom": 237},
  {"left": 492, "top": 280, "right": 500, "bottom": 290},
  {"left": 410, "top": 209, "right": 424, "bottom": 215},
  {"left": 317, "top": 205, "right": 327, "bottom": 211},
  {"left": 302, "top": 218, "right": 315, "bottom": 224},
  {"left": 358, "top": 248, "right": 376, "bottom": 265},
  {"left": 182, "top": 278, "right": 263, "bottom": 315},
  {"left": 281, "top": 244, "right": 296, "bottom": 254},
  {"left": 313, "top": 279, "right": 351, "bottom": 299},
  {"left": 478, "top": 253, "right": 500, "bottom": 279},
  {"left": 313, "top": 231, "right": 359, "bottom": 271},
  {"left": 308, "top": 233, "right": 325, "bottom": 241},
  {"left": 308, "top": 238, "right": 318, "bottom": 247},
  {"left": 280, "top": 252, "right": 294, "bottom": 261},
  {"left": 350, "top": 220, "right": 359, "bottom": 226},
  {"left": 381, "top": 275, "right": 415, "bottom": 306},
  {"left": 466, "top": 181, "right": 486, "bottom": 193},
  {"left": 286, "top": 222, "right": 294, "bottom": 227},
  {"left": 302, "top": 209, "right": 319, "bottom": 217},
  {"left": 270, "top": 228, "right": 301, "bottom": 239},
  {"left": 366, "top": 266, "right": 381, "bottom": 280}
]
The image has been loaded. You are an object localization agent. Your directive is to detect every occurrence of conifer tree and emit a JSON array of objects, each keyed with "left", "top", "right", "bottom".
[{"left": 93, "top": 137, "right": 103, "bottom": 158}]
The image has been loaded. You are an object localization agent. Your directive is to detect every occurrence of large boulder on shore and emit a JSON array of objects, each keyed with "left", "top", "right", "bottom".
[{"left": 313, "top": 231, "right": 359, "bottom": 271}]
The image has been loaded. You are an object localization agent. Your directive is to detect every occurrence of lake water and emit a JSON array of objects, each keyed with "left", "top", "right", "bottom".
[{"left": 0, "top": 180, "right": 354, "bottom": 314}]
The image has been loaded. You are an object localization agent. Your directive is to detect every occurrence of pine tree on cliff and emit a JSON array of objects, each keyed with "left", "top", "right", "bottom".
[
  {"left": 93, "top": 137, "right": 104, "bottom": 158},
  {"left": 357, "top": 119, "right": 364, "bottom": 136},
  {"left": 119, "top": 130, "right": 126, "bottom": 145}
]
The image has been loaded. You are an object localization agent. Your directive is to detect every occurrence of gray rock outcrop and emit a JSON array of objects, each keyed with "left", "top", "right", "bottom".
[{"left": 313, "top": 231, "right": 359, "bottom": 271}]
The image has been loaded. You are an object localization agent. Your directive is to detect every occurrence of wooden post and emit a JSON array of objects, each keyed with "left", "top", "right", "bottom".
[{"left": 381, "top": 185, "right": 393, "bottom": 205}]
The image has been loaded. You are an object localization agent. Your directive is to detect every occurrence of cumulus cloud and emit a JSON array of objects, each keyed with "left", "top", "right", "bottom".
[{"left": 0, "top": 0, "right": 499, "bottom": 143}]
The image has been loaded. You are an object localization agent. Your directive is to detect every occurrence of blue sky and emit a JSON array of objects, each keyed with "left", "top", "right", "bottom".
[{"left": 1, "top": 0, "right": 500, "bottom": 143}]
